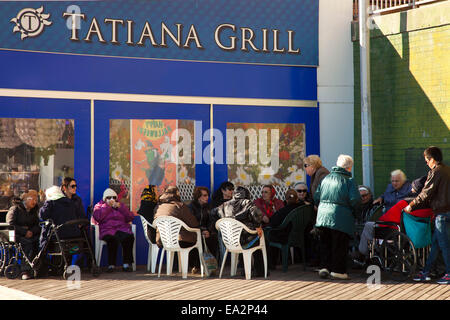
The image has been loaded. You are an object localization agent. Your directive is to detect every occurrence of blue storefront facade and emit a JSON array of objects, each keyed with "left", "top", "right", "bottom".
[{"left": 0, "top": 0, "right": 319, "bottom": 265}]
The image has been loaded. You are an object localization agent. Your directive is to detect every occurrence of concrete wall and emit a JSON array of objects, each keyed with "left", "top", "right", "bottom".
[
  {"left": 318, "top": 0, "right": 355, "bottom": 171},
  {"left": 353, "top": 1, "right": 450, "bottom": 196}
]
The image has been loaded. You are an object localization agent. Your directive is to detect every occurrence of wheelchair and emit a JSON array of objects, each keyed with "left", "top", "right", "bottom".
[
  {"left": 366, "top": 220, "right": 417, "bottom": 282},
  {"left": 0, "top": 219, "right": 101, "bottom": 280}
]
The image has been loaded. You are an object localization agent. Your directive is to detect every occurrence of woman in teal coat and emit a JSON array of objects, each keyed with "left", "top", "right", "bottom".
[{"left": 314, "top": 154, "right": 361, "bottom": 280}]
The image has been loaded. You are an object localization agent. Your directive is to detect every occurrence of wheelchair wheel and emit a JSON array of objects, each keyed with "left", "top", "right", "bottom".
[
  {"left": 4, "top": 263, "right": 21, "bottom": 279},
  {"left": 381, "top": 231, "right": 416, "bottom": 282},
  {"left": 0, "top": 243, "right": 6, "bottom": 276}
]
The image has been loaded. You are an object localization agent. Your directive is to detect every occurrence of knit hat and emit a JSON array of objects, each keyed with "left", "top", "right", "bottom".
[
  {"left": 412, "top": 175, "right": 427, "bottom": 194},
  {"left": 45, "top": 186, "right": 65, "bottom": 201},
  {"left": 102, "top": 188, "right": 118, "bottom": 201}
]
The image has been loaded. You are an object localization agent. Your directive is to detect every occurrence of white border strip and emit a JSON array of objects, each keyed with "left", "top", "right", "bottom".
[{"left": 0, "top": 89, "right": 317, "bottom": 108}]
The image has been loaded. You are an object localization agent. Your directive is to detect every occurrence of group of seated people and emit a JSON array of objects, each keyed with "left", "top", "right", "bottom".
[{"left": 5, "top": 147, "right": 449, "bottom": 285}]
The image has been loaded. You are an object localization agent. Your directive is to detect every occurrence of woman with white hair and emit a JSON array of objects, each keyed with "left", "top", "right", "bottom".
[
  {"left": 314, "top": 154, "right": 361, "bottom": 280},
  {"left": 373, "top": 169, "right": 412, "bottom": 211},
  {"left": 92, "top": 188, "right": 136, "bottom": 272}
]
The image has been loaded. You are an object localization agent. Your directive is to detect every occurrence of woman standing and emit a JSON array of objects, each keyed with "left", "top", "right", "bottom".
[
  {"left": 303, "top": 155, "right": 329, "bottom": 205},
  {"left": 314, "top": 155, "right": 360, "bottom": 280}
]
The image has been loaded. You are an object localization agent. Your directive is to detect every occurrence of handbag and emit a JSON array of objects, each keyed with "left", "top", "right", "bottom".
[{"left": 202, "top": 235, "right": 218, "bottom": 277}]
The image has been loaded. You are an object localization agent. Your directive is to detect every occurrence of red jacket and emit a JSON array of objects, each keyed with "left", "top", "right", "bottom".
[{"left": 379, "top": 200, "right": 433, "bottom": 226}]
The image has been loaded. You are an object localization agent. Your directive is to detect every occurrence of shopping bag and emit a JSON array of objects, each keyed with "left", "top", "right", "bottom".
[{"left": 202, "top": 235, "right": 218, "bottom": 277}]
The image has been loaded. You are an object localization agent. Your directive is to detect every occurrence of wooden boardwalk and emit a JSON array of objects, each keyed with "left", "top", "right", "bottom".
[{"left": 0, "top": 263, "right": 448, "bottom": 300}]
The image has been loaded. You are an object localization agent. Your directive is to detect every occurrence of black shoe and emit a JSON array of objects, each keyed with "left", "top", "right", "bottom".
[
  {"left": 106, "top": 266, "right": 114, "bottom": 273},
  {"left": 122, "top": 266, "right": 133, "bottom": 272}
]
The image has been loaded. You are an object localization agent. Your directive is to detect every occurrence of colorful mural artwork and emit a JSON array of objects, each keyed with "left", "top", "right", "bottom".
[
  {"left": 227, "top": 123, "right": 306, "bottom": 188},
  {"left": 110, "top": 119, "right": 195, "bottom": 211}
]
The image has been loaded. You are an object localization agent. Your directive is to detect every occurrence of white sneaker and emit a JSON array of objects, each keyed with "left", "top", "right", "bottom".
[
  {"left": 330, "top": 272, "right": 350, "bottom": 280},
  {"left": 318, "top": 268, "right": 330, "bottom": 279}
]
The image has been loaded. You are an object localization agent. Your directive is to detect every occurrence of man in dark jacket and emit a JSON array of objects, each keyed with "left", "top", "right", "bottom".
[
  {"left": 405, "top": 146, "right": 450, "bottom": 285},
  {"left": 210, "top": 186, "right": 265, "bottom": 277},
  {"left": 6, "top": 190, "right": 40, "bottom": 280}
]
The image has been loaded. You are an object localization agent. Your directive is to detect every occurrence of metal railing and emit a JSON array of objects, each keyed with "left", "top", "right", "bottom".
[{"left": 353, "top": 0, "right": 447, "bottom": 20}]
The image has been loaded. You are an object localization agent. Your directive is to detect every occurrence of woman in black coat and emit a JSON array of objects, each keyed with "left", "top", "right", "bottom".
[{"left": 188, "top": 186, "right": 218, "bottom": 259}]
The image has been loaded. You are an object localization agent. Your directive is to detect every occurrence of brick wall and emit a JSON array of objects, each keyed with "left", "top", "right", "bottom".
[{"left": 353, "top": 2, "right": 450, "bottom": 196}]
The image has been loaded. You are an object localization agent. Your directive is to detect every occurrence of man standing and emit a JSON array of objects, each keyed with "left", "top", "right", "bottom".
[{"left": 405, "top": 146, "right": 450, "bottom": 285}]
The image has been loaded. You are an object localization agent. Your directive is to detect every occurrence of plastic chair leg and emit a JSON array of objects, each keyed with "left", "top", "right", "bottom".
[
  {"left": 197, "top": 247, "right": 205, "bottom": 277},
  {"left": 290, "top": 247, "right": 294, "bottom": 264},
  {"left": 96, "top": 245, "right": 102, "bottom": 267},
  {"left": 147, "top": 246, "right": 152, "bottom": 272},
  {"left": 230, "top": 252, "right": 239, "bottom": 276},
  {"left": 242, "top": 251, "right": 253, "bottom": 280},
  {"left": 261, "top": 248, "right": 268, "bottom": 278},
  {"left": 219, "top": 250, "right": 228, "bottom": 278},
  {"left": 132, "top": 240, "right": 136, "bottom": 271},
  {"left": 179, "top": 250, "right": 190, "bottom": 279},
  {"left": 158, "top": 250, "right": 164, "bottom": 278},
  {"left": 150, "top": 245, "right": 159, "bottom": 273},
  {"left": 167, "top": 251, "right": 175, "bottom": 275},
  {"left": 281, "top": 245, "right": 289, "bottom": 272}
]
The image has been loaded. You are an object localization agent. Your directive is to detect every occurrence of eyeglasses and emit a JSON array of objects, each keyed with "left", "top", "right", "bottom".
[
  {"left": 360, "top": 193, "right": 370, "bottom": 198},
  {"left": 105, "top": 196, "right": 117, "bottom": 200},
  {"left": 296, "top": 189, "right": 307, "bottom": 193},
  {"left": 69, "top": 184, "right": 77, "bottom": 189},
  {"left": 304, "top": 164, "right": 310, "bottom": 168}
]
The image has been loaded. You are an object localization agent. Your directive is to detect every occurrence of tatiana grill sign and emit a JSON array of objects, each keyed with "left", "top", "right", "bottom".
[{"left": 1, "top": 0, "right": 319, "bottom": 67}]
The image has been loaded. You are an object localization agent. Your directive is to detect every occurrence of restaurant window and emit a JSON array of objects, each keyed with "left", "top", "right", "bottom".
[{"left": 0, "top": 118, "right": 74, "bottom": 214}]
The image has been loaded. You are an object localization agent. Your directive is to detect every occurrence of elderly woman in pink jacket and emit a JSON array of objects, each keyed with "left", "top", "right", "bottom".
[{"left": 93, "top": 188, "right": 135, "bottom": 272}]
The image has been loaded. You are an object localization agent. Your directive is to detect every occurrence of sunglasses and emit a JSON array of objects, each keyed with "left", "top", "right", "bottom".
[
  {"left": 304, "top": 164, "right": 310, "bottom": 168},
  {"left": 69, "top": 184, "right": 77, "bottom": 189},
  {"left": 105, "top": 196, "right": 117, "bottom": 200},
  {"left": 296, "top": 189, "right": 307, "bottom": 193}
]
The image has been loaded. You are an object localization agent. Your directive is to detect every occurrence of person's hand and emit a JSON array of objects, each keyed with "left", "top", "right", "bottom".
[
  {"left": 373, "top": 197, "right": 382, "bottom": 205},
  {"left": 404, "top": 205, "right": 412, "bottom": 213},
  {"left": 202, "top": 230, "right": 210, "bottom": 238},
  {"left": 25, "top": 230, "right": 33, "bottom": 238},
  {"left": 262, "top": 215, "right": 269, "bottom": 224},
  {"left": 256, "top": 227, "right": 263, "bottom": 238}
]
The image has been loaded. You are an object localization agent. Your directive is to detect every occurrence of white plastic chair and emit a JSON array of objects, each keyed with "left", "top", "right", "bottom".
[
  {"left": 140, "top": 216, "right": 163, "bottom": 273},
  {"left": 215, "top": 218, "right": 267, "bottom": 280},
  {"left": 91, "top": 218, "right": 137, "bottom": 271},
  {"left": 153, "top": 216, "right": 206, "bottom": 279}
]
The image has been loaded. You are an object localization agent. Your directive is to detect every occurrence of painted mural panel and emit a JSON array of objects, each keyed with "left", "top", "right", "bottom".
[
  {"left": 110, "top": 119, "right": 195, "bottom": 211},
  {"left": 226, "top": 123, "right": 306, "bottom": 188}
]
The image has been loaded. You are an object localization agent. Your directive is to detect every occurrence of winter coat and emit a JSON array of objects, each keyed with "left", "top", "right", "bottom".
[
  {"left": 380, "top": 181, "right": 413, "bottom": 211},
  {"left": 6, "top": 203, "right": 40, "bottom": 240},
  {"left": 210, "top": 187, "right": 263, "bottom": 245},
  {"left": 310, "top": 166, "right": 330, "bottom": 205},
  {"left": 69, "top": 194, "right": 86, "bottom": 217},
  {"left": 269, "top": 201, "right": 304, "bottom": 228},
  {"left": 188, "top": 200, "right": 215, "bottom": 234},
  {"left": 39, "top": 197, "right": 85, "bottom": 239},
  {"left": 92, "top": 201, "right": 135, "bottom": 240},
  {"left": 314, "top": 166, "right": 361, "bottom": 236},
  {"left": 154, "top": 192, "right": 199, "bottom": 246},
  {"left": 254, "top": 197, "right": 285, "bottom": 218},
  {"left": 409, "top": 163, "right": 450, "bottom": 214}
]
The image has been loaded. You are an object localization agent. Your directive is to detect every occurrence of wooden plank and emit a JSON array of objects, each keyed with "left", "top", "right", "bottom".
[{"left": 0, "top": 264, "right": 447, "bottom": 300}]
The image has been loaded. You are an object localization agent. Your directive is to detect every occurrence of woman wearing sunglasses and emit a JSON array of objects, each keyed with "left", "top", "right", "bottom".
[
  {"left": 61, "top": 177, "right": 86, "bottom": 218},
  {"left": 92, "top": 188, "right": 135, "bottom": 272}
]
